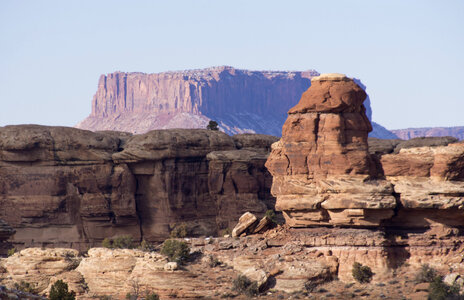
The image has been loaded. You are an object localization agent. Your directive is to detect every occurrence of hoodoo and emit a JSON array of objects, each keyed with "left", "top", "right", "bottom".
[{"left": 265, "top": 73, "right": 396, "bottom": 227}]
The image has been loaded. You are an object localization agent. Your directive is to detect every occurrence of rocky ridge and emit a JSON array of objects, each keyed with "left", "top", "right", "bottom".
[
  {"left": 0, "top": 125, "right": 277, "bottom": 249},
  {"left": 393, "top": 126, "right": 464, "bottom": 140}
]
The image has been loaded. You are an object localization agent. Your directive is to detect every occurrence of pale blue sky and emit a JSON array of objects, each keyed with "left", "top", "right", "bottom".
[{"left": 0, "top": 0, "right": 463, "bottom": 130}]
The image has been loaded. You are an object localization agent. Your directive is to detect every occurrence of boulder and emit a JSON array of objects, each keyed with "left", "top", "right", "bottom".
[{"left": 232, "top": 212, "right": 258, "bottom": 237}]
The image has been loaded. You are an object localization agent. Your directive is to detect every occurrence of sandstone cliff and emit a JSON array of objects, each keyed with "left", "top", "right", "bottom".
[
  {"left": 266, "top": 73, "right": 464, "bottom": 229},
  {"left": 265, "top": 73, "right": 464, "bottom": 282},
  {"left": 392, "top": 126, "right": 464, "bottom": 140},
  {"left": 76, "top": 66, "right": 318, "bottom": 136},
  {"left": 76, "top": 66, "right": 397, "bottom": 139},
  {"left": 0, "top": 125, "right": 277, "bottom": 249}
]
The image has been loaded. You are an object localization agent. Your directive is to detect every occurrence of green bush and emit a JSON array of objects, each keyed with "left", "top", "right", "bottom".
[
  {"left": 101, "top": 235, "right": 134, "bottom": 249},
  {"left": 49, "top": 280, "right": 76, "bottom": 300},
  {"left": 352, "top": 262, "right": 373, "bottom": 283},
  {"left": 170, "top": 223, "right": 188, "bottom": 238},
  {"left": 206, "top": 120, "right": 219, "bottom": 131},
  {"left": 160, "top": 239, "right": 190, "bottom": 263},
  {"left": 219, "top": 228, "right": 232, "bottom": 237},
  {"left": 415, "top": 264, "right": 438, "bottom": 283},
  {"left": 14, "top": 281, "right": 37, "bottom": 294},
  {"left": 7, "top": 248, "right": 15, "bottom": 257},
  {"left": 265, "top": 209, "right": 277, "bottom": 224},
  {"left": 144, "top": 292, "right": 160, "bottom": 300},
  {"left": 113, "top": 235, "right": 134, "bottom": 249},
  {"left": 139, "top": 239, "right": 154, "bottom": 252},
  {"left": 206, "top": 254, "right": 221, "bottom": 268},
  {"left": 232, "top": 275, "right": 259, "bottom": 297},
  {"left": 428, "top": 276, "right": 461, "bottom": 300}
]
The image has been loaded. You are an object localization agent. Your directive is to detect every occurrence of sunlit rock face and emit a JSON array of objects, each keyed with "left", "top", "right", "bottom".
[
  {"left": 265, "top": 74, "right": 396, "bottom": 227},
  {"left": 0, "top": 125, "right": 276, "bottom": 248}
]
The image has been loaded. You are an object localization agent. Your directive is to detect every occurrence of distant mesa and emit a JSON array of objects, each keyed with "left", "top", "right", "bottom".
[
  {"left": 75, "top": 66, "right": 397, "bottom": 139},
  {"left": 392, "top": 127, "right": 464, "bottom": 140}
]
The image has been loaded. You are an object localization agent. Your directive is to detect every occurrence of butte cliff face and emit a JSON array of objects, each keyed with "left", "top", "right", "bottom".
[
  {"left": 76, "top": 66, "right": 319, "bottom": 136},
  {"left": 392, "top": 126, "right": 464, "bottom": 140},
  {"left": 76, "top": 66, "right": 397, "bottom": 139},
  {"left": 0, "top": 125, "right": 277, "bottom": 248}
]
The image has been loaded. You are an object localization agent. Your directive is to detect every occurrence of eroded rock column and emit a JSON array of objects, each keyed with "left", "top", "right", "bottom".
[{"left": 266, "top": 74, "right": 396, "bottom": 227}]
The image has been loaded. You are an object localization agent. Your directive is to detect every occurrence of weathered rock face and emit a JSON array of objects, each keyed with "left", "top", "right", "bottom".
[
  {"left": 0, "top": 125, "right": 276, "bottom": 247},
  {"left": 266, "top": 74, "right": 397, "bottom": 227},
  {"left": 76, "top": 66, "right": 319, "bottom": 136},
  {"left": 265, "top": 73, "right": 464, "bottom": 283},
  {"left": 393, "top": 126, "right": 464, "bottom": 140},
  {"left": 0, "top": 219, "right": 15, "bottom": 256},
  {"left": 76, "top": 66, "right": 396, "bottom": 139},
  {"left": 0, "top": 125, "right": 139, "bottom": 250},
  {"left": 266, "top": 73, "right": 464, "bottom": 229}
]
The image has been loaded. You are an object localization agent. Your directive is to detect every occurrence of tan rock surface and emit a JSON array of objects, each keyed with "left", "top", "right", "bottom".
[
  {"left": 0, "top": 125, "right": 276, "bottom": 247},
  {"left": 266, "top": 74, "right": 396, "bottom": 227},
  {"left": 231, "top": 212, "right": 258, "bottom": 237}
]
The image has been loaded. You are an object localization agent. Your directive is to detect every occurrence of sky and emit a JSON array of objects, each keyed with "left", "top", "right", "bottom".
[{"left": 0, "top": 0, "right": 463, "bottom": 130}]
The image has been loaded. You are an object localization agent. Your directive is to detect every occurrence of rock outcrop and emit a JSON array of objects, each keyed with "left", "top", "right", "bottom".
[
  {"left": 76, "top": 66, "right": 319, "bottom": 136},
  {"left": 266, "top": 73, "right": 464, "bottom": 229},
  {"left": 393, "top": 126, "right": 464, "bottom": 140},
  {"left": 265, "top": 73, "right": 464, "bottom": 282},
  {"left": 76, "top": 66, "right": 396, "bottom": 139},
  {"left": 265, "top": 73, "right": 397, "bottom": 227},
  {"left": 0, "top": 125, "right": 276, "bottom": 248}
]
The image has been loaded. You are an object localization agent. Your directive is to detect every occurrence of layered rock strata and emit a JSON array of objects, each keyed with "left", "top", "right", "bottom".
[
  {"left": 76, "top": 66, "right": 319, "bottom": 136},
  {"left": 266, "top": 73, "right": 464, "bottom": 229},
  {"left": 393, "top": 126, "right": 464, "bottom": 140},
  {"left": 0, "top": 125, "right": 276, "bottom": 248},
  {"left": 265, "top": 73, "right": 397, "bottom": 227},
  {"left": 76, "top": 66, "right": 395, "bottom": 138},
  {"left": 265, "top": 73, "right": 464, "bottom": 282}
]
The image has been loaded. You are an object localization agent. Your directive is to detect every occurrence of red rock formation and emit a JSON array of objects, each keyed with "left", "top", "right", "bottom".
[
  {"left": 393, "top": 126, "right": 464, "bottom": 140},
  {"left": 0, "top": 125, "right": 140, "bottom": 250},
  {"left": 265, "top": 73, "right": 464, "bottom": 282},
  {"left": 266, "top": 73, "right": 396, "bottom": 227},
  {"left": 76, "top": 66, "right": 319, "bottom": 136},
  {"left": 0, "top": 125, "right": 276, "bottom": 247}
]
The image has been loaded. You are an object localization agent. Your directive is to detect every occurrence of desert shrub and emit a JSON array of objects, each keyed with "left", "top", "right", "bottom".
[
  {"left": 160, "top": 239, "right": 190, "bottom": 263},
  {"left": 206, "top": 120, "right": 219, "bottom": 131},
  {"left": 206, "top": 254, "right": 221, "bottom": 267},
  {"left": 49, "top": 280, "right": 76, "bottom": 300},
  {"left": 415, "top": 264, "right": 438, "bottom": 283},
  {"left": 265, "top": 209, "right": 277, "bottom": 224},
  {"left": 352, "top": 262, "right": 374, "bottom": 283},
  {"left": 170, "top": 223, "right": 188, "bottom": 238},
  {"left": 14, "top": 281, "right": 37, "bottom": 294},
  {"left": 7, "top": 248, "right": 15, "bottom": 257},
  {"left": 113, "top": 235, "right": 134, "bottom": 249},
  {"left": 232, "top": 275, "right": 259, "bottom": 297},
  {"left": 102, "top": 238, "right": 113, "bottom": 248},
  {"left": 428, "top": 276, "right": 461, "bottom": 300},
  {"left": 139, "top": 239, "right": 154, "bottom": 252},
  {"left": 144, "top": 292, "right": 160, "bottom": 300},
  {"left": 101, "top": 235, "right": 134, "bottom": 249}
]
